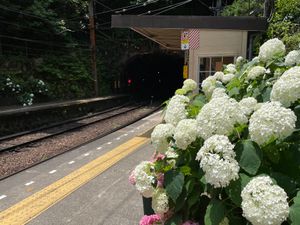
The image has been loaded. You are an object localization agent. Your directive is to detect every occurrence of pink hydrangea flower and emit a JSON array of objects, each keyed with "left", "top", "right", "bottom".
[
  {"left": 139, "top": 214, "right": 161, "bottom": 225},
  {"left": 182, "top": 221, "right": 199, "bottom": 225},
  {"left": 157, "top": 173, "right": 164, "bottom": 187},
  {"left": 128, "top": 170, "right": 136, "bottom": 185},
  {"left": 151, "top": 152, "right": 165, "bottom": 162}
]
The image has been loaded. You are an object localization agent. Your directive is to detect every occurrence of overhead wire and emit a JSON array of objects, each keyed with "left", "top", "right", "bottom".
[
  {"left": 0, "top": 3, "right": 89, "bottom": 26},
  {"left": 139, "top": 0, "right": 191, "bottom": 15},
  {"left": 0, "top": 35, "right": 90, "bottom": 49},
  {"left": 0, "top": 4, "right": 55, "bottom": 23},
  {"left": 196, "top": 0, "right": 210, "bottom": 9},
  {"left": 94, "top": 0, "right": 112, "bottom": 10},
  {"left": 0, "top": 20, "right": 75, "bottom": 36},
  {"left": 154, "top": 0, "right": 192, "bottom": 15},
  {"left": 114, "top": 1, "right": 157, "bottom": 14},
  {"left": 0, "top": 43, "right": 72, "bottom": 55},
  {"left": 66, "top": 0, "right": 159, "bottom": 21}
]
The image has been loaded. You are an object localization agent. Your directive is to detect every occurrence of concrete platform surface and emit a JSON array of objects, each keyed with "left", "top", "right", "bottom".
[{"left": 0, "top": 110, "right": 163, "bottom": 225}]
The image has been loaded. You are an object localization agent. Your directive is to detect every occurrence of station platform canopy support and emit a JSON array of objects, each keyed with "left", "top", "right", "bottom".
[{"left": 111, "top": 15, "right": 267, "bottom": 85}]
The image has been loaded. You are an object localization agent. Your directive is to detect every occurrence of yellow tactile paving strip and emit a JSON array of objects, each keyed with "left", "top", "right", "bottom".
[{"left": 0, "top": 136, "right": 149, "bottom": 225}]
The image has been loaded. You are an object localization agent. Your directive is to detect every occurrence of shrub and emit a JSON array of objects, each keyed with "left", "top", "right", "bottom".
[{"left": 130, "top": 40, "right": 300, "bottom": 225}]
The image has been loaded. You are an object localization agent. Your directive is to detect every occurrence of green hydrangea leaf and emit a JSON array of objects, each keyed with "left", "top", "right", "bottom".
[
  {"left": 164, "top": 170, "right": 184, "bottom": 202},
  {"left": 226, "top": 173, "right": 251, "bottom": 206},
  {"left": 204, "top": 199, "right": 226, "bottom": 225},
  {"left": 290, "top": 191, "right": 300, "bottom": 225},
  {"left": 270, "top": 172, "right": 297, "bottom": 196},
  {"left": 165, "top": 214, "right": 182, "bottom": 225},
  {"left": 294, "top": 105, "right": 300, "bottom": 129},
  {"left": 262, "top": 87, "right": 272, "bottom": 102},
  {"left": 235, "top": 140, "right": 263, "bottom": 175},
  {"left": 228, "top": 87, "right": 240, "bottom": 97}
]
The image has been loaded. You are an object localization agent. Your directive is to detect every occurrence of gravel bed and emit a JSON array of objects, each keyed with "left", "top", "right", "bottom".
[
  {"left": 0, "top": 105, "right": 140, "bottom": 150},
  {"left": 0, "top": 106, "right": 157, "bottom": 179}
]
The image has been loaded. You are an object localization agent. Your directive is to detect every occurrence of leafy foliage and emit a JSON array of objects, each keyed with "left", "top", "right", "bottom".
[
  {"left": 222, "top": 0, "right": 264, "bottom": 16},
  {"left": 131, "top": 38, "right": 300, "bottom": 225},
  {"left": 222, "top": 0, "right": 300, "bottom": 51},
  {"left": 267, "top": 0, "right": 300, "bottom": 51}
]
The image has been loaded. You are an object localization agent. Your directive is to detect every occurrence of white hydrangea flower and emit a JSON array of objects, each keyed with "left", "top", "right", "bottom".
[
  {"left": 247, "top": 66, "right": 267, "bottom": 80},
  {"left": 165, "top": 146, "right": 178, "bottom": 159},
  {"left": 241, "top": 176, "right": 289, "bottom": 225},
  {"left": 211, "top": 88, "right": 227, "bottom": 99},
  {"left": 164, "top": 95, "right": 189, "bottom": 126},
  {"left": 254, "top": 103, "right": 263, "bottom": 111},
  {"left": 182, "top": 79, "right": 197, "bottom": 92},
  {"left": 251, "top": 56, "right": 259, "bottom": 63},
  {"left": 236, "top": 56, "right": 244, "bottom": 65},
  {"left": 249, "top": 101, "right": 296, "bottom": 146},
  {"left": 174, "top": 119, "right": 198, "bottom": 150},
  {"left": 225, "top": 64, "right": 237, "bottom": 74},
  {"left": 196, "top": 135, "right": 239, "bottom": 188},
  {"left": 151, "top": 124, "right": 175, "bottom": 153},
  {"left": 285, "top": 50, "right": 300, "bottom": 66},
  {"left": 213, "top": 71, "right": 224, "bottom": 80},
  {"left": 201, "top": 76, "right": 217, "bottom": 98},
  {"left": 271, "top": 66, "right": 300, "bottom": 107},
  {"left": 134, "top": 161, "right": 155, "bottom": 198},
  {"left": 152, "top": 188, "right": 169, "bottom": 215},
  {"left": 221, "top": 73, "right": 235, "bottom": 83},
  {"left": 196, "top": 95, "right": 248, "bottom": 140},
  {"left": 239, "top": 97, "right": 257, "bottom": 116},
  {"left": 258, "top": 38, "right": 286, "bottom": 63}
]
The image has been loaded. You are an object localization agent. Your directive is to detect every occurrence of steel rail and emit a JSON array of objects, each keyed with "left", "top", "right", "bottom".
[
  {"left": 0, "top": 102, "right": 133, "bottom": 142},
  {"left": 0, "top": 104, "right": 144, "bottom": 153},
  {"left": 0, "top": 104, "right": 162, "bottom": 181}
]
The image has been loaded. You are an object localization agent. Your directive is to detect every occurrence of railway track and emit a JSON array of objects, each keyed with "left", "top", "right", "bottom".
[
  {"left": 0, "top": 103, "right": 162, "bottom": 180},
  {"left": 0, "top": 103, "right": 143, "bottom": 153}
]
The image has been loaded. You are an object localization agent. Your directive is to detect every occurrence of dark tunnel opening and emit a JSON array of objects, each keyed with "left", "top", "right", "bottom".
[{"left": 122, "top": 52, "right": 184, "bottom": 101}]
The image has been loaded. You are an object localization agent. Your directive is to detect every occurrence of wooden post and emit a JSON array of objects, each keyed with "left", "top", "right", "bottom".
[{"left": 89, "top": 0, "right": 98, "bottom": 96}]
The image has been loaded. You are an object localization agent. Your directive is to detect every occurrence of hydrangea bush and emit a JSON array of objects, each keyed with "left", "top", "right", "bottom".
[
  {"left": 0, "top": 76, "right": 48, "bottom": 106},
  {"left": 130, "top": 38, "right": 300, "bottom": 225}
]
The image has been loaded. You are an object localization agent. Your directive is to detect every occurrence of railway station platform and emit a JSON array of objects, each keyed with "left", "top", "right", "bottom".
[
  {"left": 0, "top": 95, "right": 129, "bottom": 116},
  {"left": 0, "top": 94, "right": 130, "bottom": 137},
  {"left": 0, "top": 110, "right": 162, "bottom": 225}
]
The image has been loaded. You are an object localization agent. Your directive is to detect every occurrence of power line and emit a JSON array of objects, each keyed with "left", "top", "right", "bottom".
[
  {"left": 94, "top": 0, "right": 112, "bottom": 10},
  {"left": 0, "top": 43, "right": 72, "bottom": 55},
  {"left": 0, "top": 4, "right": 54, "bottom": 23},
  {"left": 196, "top": 0, "right": 210, "bottom": 9},
  {"left": 154, "top": 0, "right": 192, "bottom": 15},
  {"left": 0, "top": 19, "right": 89, "bottom": 36},
  {"left": 0, "top": 20, "right": 62, "bottom": 35},
  {"left": 0, "top": 35, "right": 90, "bottom": 49},
  {"left": 95, "top": 30, "right": 111, "bottom": 40},
  {"left": 114, "top": 2, "right": 154, "bottom": 14},
  {"left": 139, "top": 0, "right": 191, "bottom": 15},
  {"left": 0, "top": 4, "right": 89, "bottom": 25},
  {"left": 66, "top": 0, "right": 159, "bottom": 21}
]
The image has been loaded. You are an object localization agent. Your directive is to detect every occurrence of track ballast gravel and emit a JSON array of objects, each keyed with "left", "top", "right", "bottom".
[{"left": 0, "top": 106, "right": 157, "bottom": 179}]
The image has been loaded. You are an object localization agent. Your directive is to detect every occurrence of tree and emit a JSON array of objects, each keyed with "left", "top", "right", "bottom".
[{"left": 267, "top": 0, "right": 300, "bottom": 50}]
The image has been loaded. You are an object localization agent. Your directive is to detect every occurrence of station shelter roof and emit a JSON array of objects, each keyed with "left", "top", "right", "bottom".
[{"left": 111, "top": 15, "right": 268, "bottom": 50}]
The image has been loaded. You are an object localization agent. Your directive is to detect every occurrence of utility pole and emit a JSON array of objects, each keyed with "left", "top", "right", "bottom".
[{"left": 89, "top": 0, "right": 98, "bottom": 96}]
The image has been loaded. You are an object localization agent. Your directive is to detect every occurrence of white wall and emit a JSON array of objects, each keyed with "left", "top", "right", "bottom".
[{"left": 188, "top": 29, "right": 248, "bottom": 84}]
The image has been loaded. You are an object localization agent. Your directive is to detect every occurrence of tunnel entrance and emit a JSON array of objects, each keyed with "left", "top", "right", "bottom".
[{"left": 123, "top": 51, "right": 184, "bottom": 100}]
